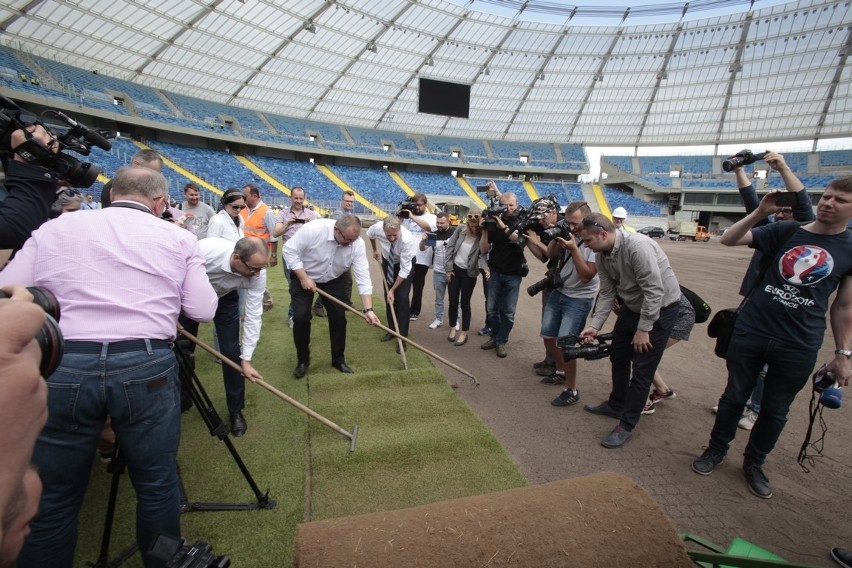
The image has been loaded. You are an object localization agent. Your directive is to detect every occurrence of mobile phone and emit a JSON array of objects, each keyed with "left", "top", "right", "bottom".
[
  {"left": 292, "top": 218, "right": 306, "bottom": 224},
  {"left": 773, "top": 192, "right": 797, "bottom": 208}
]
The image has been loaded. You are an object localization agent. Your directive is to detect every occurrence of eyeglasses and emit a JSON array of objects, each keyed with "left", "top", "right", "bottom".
[
  {"left": 334, "top": 227, "right": 357, "bottom": 245},
  {"left": 239, "top": 256, "right": 265, "bottom": 275}
]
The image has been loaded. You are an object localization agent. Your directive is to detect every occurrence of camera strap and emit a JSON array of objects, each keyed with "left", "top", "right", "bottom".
[{"left": 109, "top": 201, "right": 155, "bottom": 215}]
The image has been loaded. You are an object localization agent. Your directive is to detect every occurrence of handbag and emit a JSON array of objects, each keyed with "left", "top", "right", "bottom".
[
  {"left": 707, "top": 308, "right": 738, "bottom": 358},
  {"left": 680, "top": 285, "right": 711, "bottom": 324}
]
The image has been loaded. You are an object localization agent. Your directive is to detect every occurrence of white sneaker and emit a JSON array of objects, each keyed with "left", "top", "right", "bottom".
[
  {"left": 738, "top": 409, "right": 758, "bottom": 430},
  {"left": 428, "top": 319, "right": 443, "bottom": 329}
]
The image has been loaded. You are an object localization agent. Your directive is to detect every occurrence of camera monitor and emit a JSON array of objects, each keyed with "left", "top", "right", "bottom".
[{"left": 418, "top": 78, "right": 470, "bottom": 119}]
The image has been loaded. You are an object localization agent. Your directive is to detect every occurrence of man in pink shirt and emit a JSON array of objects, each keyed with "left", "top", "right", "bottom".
[{"left": 0, "top": 165, "right": 218, "bottom": 568}]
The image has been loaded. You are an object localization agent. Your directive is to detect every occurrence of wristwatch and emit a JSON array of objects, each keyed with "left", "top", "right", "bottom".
[
  {"left": 835, "top": 348, "right": 852, "bottom": 359},
  {"left": 362, "top": 308, "right": 374, "bottom": 314}
]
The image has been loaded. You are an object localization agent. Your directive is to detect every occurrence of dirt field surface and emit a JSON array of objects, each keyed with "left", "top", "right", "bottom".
[{"left": 384, "top": 235, "right": 851, "bottom": 566}]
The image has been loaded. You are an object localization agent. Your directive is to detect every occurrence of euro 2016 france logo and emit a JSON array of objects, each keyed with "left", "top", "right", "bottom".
[{"left": 780, "top": 246, "right": 833, "bottom": 285}]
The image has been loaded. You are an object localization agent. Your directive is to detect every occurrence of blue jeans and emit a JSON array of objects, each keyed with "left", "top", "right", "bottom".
[
  {"left": 748, "top": 366, "right": 767, "bottom": 413},
  {"left": 485, "top": 271, "right": 522, "bottom": 345},
  {"left": 540, "top": 291, "right": 593, "bottom": 338},
  {"left": 19, "top": 343, "right": 181, "bottom": 568},
  {"left": 432, "top": 270, "right": 447, "bottom": 322},
  {"left": 708, "top": 330, "right": 816, "bottom": 466}
]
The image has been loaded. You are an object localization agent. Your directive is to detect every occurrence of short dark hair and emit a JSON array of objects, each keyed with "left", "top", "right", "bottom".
[
  {"left": 184, "top": 183, "right": 199, "bottom": 193},
  {"left": 131, "top": 149, "right": 161, "bottom": 168},
  {"left": 412, "top": 192, "right": 427, "bottom": 205},
  {"left": 581, "top": 212, "right": 615, "bottom": 234},
  {"left": 828, "top": 175, "right": 852, "bottom": 193},
  {"left": 436, "top": 212, "right": 448, "bottom": 220},
  {"left": 243, "top": 183, "right": 260, "bottom": 197},
  {"left": 566, "top": 201, "right": 591, "bottom": 217},
  {"left": 291, "top": 186, "right": 306, "bottom": 197}
]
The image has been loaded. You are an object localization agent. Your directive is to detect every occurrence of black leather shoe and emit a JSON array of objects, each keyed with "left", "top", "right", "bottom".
[
  {"left": 380, "top": 333, "right": 394, "bottom": 342},
  {"left": 333, "top": 361, "right": 354, "bottom": 374},
  {"left": 230, "top": 412, "right": 247, "bottom": 437},
  {"left": 293, "top": 362, "right": 309, "bottom": 379}
]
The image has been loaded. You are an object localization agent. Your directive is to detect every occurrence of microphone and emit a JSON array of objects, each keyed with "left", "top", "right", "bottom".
[{"left": 55, "top": 111, "right": 112, "bottom": 151}]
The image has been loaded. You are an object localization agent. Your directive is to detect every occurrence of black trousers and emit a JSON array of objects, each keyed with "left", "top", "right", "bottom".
[
  {"left": 179, "top": 290, "right": 244, "bottom": 414},
  {"left": 409, "top": 263, "right": 430, "bottom": 316},
  {"left": 383, "top": 259, "right": 412, "bottom": 337},
  {"left": 291, "top": 274, "right": 348, "bottom": 365},
  {"left": 448, "top": 264, "right": 478, "bottom": 331}
]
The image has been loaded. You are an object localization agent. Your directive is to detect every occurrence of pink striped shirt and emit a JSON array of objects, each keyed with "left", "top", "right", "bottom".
[{"left": 0, "top": 202, "right": 218, "bottom": 341}]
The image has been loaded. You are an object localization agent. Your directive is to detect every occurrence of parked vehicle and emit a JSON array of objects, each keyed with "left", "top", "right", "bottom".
[
  {"left": 668, "top": 221, "right": 710, "bottom": 241},
  {"left": 638, "top": 226, "right": 665, "bottom": 238}
]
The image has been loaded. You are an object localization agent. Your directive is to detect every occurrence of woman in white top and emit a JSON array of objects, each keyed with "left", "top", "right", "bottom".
[
  {"left": 207, "top": 188, "right": 245, "bottom": 242},
  {"left": 443, "top": 211, "right": 488, "bottom": 346}
]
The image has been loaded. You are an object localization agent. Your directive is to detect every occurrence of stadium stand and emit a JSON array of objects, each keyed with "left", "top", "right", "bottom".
[
  {"left": 602, "top": 187, "right": 666, "bottom": 217},
  {"left": 328, "top": 164, "right": 407, "bottom": 208},
  {"left": 820, "top": 149, "right": 852, "bottom": 168},
  {"left": 397, "top": 170, "right": 469, "bottom": 199},
  {"left": 248, "top": 155, "right": 341, "bottom": 203}
]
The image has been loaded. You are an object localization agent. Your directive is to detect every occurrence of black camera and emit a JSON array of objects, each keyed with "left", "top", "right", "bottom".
[
  {"left": 722, "top": 149, "right": 768, "bottom": 172},
  {"left": 527, "top": 261, "right": 566, "bottom": 297},
  {"left": 540, "top": 220, "right": 571, "bottom": 244},
  {"left": 397, "top": 198, "right": 417, "bottom": 218},
  {"left": 0, "top": 287, "right": 64, "bottom": 377},
  {"left": 557, "top": 332, "right": 614, "bottom": 361},
  {"left": 148, "top": 534, "right": 230, "bottom": 568},
  {"left": 161, "top": 209, "right": 174, "bottom": 222},
  {"left": 0, "top": 95, "right": 113, "bottom": 187}
]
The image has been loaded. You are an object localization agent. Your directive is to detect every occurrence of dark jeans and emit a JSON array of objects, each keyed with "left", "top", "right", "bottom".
[
  {"left": 708, "top": 330, "right": 816, "bottom": 466},
  {"left": 448, "top": 264, "right": 478, "bottom": 331},
  {"left": 179, "top": 290, "right": 244, "bottom": 414},
  {"left": 485, "top": 270, "right": 522, "bottom": 345},
  {"left": 409, "top": 263, "right": 430, "bottom": 316},
  {"left": 291, "top": 273, "right": 348, "bottom": 365},
  {"left": 607, "top": 303, "right": 679, "bottom": 431},
  {"left": 383, "top": 259, "right": 412, "bottom": 337},
  {"left": 19, "top": 344, "right": 181, "bottom": 568}
]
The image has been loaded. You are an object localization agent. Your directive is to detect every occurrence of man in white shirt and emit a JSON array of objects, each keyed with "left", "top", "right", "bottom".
[
  {"left": 419, "top": 212, "right": 453, "bottom": 328},
  {"left": 178, "top": 237, "right": 266, "bottom": 437},
  {"left": 282, "top": 216, "right": 379, "bottom": 379},
  {"left": 367, "top": 215, "right": 417, "bottom": 345},
  {"left": 399, "top": 193, "right": 437, "bottom": 321}
]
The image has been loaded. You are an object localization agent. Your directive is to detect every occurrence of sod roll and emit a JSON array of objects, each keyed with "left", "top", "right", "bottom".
[{"left": 295, "top": 471, "right": 693, "bottom": 567}]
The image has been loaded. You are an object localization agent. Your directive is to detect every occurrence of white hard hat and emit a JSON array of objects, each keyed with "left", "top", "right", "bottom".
[{"left": 612, "top": 207, "right": 627, "bottom": 219}]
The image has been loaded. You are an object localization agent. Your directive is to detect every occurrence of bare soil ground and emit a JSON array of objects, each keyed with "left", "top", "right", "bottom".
[{"left": 389, "top": 236, "right": 851, "bottom": 566}]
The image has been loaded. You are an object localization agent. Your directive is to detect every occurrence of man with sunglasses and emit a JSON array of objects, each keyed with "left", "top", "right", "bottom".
[
  {"left": 178, "top": 236, "right": 267, "bottom": 438},
  {"left": 283, "top": 216, "right": 379, "bottom": 379}
]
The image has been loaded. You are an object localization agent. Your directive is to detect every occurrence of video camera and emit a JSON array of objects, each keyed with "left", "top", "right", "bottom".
[
  {"left": 0, "top": 95, "right": 114, "bottom": 187},
  {"left": 722, "top": 149, "right": 768, "bottom": 172},
  {"left": 475, "top": 184, "right": 507, "bottom": 231},
  {"left": 397, "top": 197, "right": 417, "bottom": 218},
  {"left": 557, "top": 332, "right": 614, "bottom": 361}
]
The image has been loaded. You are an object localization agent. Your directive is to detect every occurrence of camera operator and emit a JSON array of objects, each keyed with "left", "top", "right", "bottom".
[
  {"left": 0, "top": 165, "right": 218, "bottom": 568},
  {"left": 0, "top": 125, "right": 61, "bottom": 259},
  {"left": 397, "top": 193, "right": 437, "bottom": 322},
  {"left": 534, "top": 201, "right": 600, "bottom": 409},
  {"left": 0, "top": 288, "right": 47, "bottom": 568},
  {"left": 479, "top": 183, "right": 528, "bottom": 358},
  {"left": 692, "top": 177, "right": 852, "bottom": 500},
  {"left": 579, "top": 213, "right": 681, "bottom": 449}
]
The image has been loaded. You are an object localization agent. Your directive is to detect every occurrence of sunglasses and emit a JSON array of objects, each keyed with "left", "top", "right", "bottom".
[
  {"left": 228, "top": 204, "right": 246, "bottom": 210},
  {"left": 467, "top": 214, "right": 480, "bottom": 220},
  {"left": 582, "top": 219, "right": 607, "bottom": 231}
]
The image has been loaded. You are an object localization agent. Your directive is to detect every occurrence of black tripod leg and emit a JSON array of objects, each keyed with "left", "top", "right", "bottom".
[
  {"left": 87, "top": 448, "right": 139, "bottom": 568},
  {"left": 173, "top": 341, "right": 277, "bottom": 511}
]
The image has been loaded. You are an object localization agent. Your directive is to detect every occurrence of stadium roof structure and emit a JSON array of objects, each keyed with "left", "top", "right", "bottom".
[{"left": 0, "top": 0, "right": 850, "bottom": 146}]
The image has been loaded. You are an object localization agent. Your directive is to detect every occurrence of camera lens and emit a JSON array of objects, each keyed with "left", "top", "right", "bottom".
[{"left": 0, "top": 287, "right": 65, "bottom": 377}]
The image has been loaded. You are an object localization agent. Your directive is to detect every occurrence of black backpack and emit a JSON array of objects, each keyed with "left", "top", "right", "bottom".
[{"left": 680, "top": 285, "right": 711, "bottom": 324}]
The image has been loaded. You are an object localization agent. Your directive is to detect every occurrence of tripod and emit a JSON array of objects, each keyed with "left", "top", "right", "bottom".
[{"left": 88, "top": 342, "right": 276, "bottom": 568}]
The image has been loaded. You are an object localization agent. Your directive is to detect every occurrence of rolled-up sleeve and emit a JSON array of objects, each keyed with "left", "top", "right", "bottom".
[{"left": 240, "top": 270, "right": 266, "bottom": 360}]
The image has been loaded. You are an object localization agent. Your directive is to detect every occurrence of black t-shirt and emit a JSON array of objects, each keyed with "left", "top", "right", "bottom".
[
  {"left": 486, "top": 218, "right": 527, "bottom": 276},
  {"left": 737, "top": 222, "right": 852, "bottom": 349}
]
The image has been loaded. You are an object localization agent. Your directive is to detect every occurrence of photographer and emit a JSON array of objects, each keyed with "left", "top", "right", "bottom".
[
  {"left": 397, "top": 193, "right": 437, "bottom": 321},
  {"left": 0, "top": 166, "right": 218, "bottom": 568},
  {"left": 692, "top": 177, "right": 852, "bottom": 500},
  {"left": 0, "top": 125, "right": 61, "bottom": 258},
  {"left": 533, "top": 201, "right": 600, "bottom": 409},
  {"left": 578, "top": 213, "right": 681, "bottom": 449},
  {"left": 479, "top": 184, "right": 527, "bottom": 358}
]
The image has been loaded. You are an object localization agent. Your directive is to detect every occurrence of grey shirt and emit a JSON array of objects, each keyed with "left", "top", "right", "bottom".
[
  {"left": 180, "top": 201, "right": 216, "bottom": 239},
  {"left": 589, "top": 230, "right": 680, "bottom": 332}
]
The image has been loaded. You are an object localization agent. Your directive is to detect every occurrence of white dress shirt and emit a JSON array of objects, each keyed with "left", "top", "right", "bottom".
[
  {"left": 402, "top": 212, "right": 437, "bottom": 266},
  {"left": 206, "top": 210, "right": 244, "bottom": 242},
  {"left": 198, "top": 237, "right": 266, "bottom": 361},
  {"left": 366, "top": 223, "right": 416, "bottom": 280},
  {"left": 282, "top": 219, "right": 373, "bottom": 296}
]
